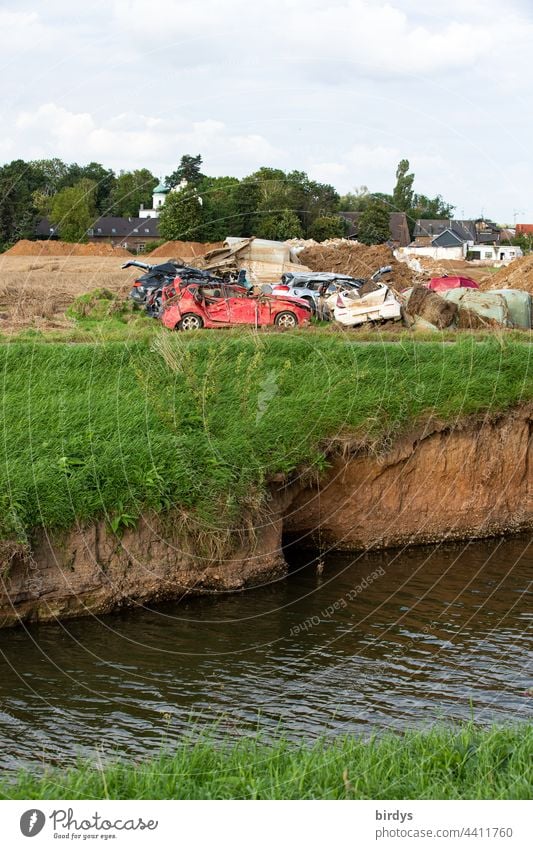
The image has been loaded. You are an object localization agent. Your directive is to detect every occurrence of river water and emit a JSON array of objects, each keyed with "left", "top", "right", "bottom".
[{"left": 0, "top": 536, "right": 531, "bottom": 770}]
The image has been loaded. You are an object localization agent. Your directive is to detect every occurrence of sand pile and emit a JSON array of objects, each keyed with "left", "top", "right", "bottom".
[
  {"left": 299, "top": 241, "right": 415, "bottom": 289},
  {"left": 481, "top": 255, "right": 533, "bottom": 292},
  {"left": 5, "top": 240, "right": 131, "bottom": 257},
  {"left": 148, "top": 240, "right": 222, "bottom": 259}
]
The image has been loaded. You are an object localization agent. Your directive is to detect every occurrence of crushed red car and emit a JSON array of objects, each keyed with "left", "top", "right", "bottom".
[
  {"left": 160, "top": 282, "right": 311, "bottom": 330},
  {"left": 428, "top": 275, "right": 479, "bottom": 292}
]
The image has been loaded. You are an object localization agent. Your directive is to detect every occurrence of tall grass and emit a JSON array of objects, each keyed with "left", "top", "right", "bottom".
[
  {"left": 1, "top": 333, "right": 532, "bottom": 543},
  {"left": 2, "top": 725, "right": 531, "bottom": 799}
]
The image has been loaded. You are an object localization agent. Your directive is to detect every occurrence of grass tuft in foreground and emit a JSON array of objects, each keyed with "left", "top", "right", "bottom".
[{"left": 1, "top": 725, "right": 531, "bottom": 800}]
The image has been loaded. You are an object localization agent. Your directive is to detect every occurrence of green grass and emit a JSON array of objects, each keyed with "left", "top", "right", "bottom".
[
  {"left": 1, "top": 332, "right": 533, "bottom": 545},
  {"left": 2, "top": 725, "right": 531, "bottom": 799}
]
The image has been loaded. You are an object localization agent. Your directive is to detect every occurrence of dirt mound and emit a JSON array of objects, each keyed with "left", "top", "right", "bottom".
[
  {"left": 299, "top": 241, "right": 415, "bottom": 289},
  {"left": 482, "top": 255, "right": 533, "bottom": 292},
  {"left": 5, "top": 240, "right": 131, "bottom": 257},
  {"left": 148, "top": 240, "right": 222, "bottom": 259}
]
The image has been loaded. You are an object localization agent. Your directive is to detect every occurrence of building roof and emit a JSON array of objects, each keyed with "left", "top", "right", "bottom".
[
  {"left": 389, "top": 212, "right": 410, "bottom": 246},
  {"left": 35, "top": 216, "right": 161, "bottom": 239},
  {"left": 339, "top": 210, "right": 410, "bottom": 246},
  {"left": 431, "top": 228, "right": 464, "bottom": 247},
  {"left": 414, "top": 219, "right": 477, "bottom": 243},
  {"left": 153, "top": 182, "right": 170, "bottom": 194}
]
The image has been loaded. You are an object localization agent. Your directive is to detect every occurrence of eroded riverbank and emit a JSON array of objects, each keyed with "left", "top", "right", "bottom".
[{"left": 2, "top": 407, "right": 532, "bottom": 626}]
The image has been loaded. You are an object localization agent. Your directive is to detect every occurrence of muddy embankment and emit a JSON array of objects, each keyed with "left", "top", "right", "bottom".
[{"left": 1, "top": 408, "right": 532, "bottom": 627}]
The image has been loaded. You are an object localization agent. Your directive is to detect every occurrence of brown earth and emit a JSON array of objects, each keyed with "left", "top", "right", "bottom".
[
  {"left": 480, "top": 254, "right": 533, "bottom": 292},
  {"left": 0, "top": 256, "right": 137, "bottom": 331},
  {"left": 299, "top": 242, "right": 415, "bottom": 289},
  {"left": 5, "top": 239, "right": 131, "bottom": 257},
  {"left": 414, "top": 256, "right": 498, "bottom": 286},
  {"left": 2, "top": 408, "right": 532, "bottom": 626},
  {"left": 148, "top": 240, "right": 223, "bottom": 259}
]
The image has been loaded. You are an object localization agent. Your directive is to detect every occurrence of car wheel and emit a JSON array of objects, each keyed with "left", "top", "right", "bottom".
[
  {"left": 275, "top": 311, "right": 298, "bottom": 329},
  {"left": 178, "top": 313, "right": 204, "bottom": 331}
]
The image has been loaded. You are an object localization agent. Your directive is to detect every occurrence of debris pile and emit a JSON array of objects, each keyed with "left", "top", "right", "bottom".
[
  {"left": 4, "top": 240, "right": 131, "bottom": 257},
  {"left": 299, "top": 241, "right": 415, "bottom": 289},
  {"left": 199, "top": 237, "right": 310, "bottom": 283}
]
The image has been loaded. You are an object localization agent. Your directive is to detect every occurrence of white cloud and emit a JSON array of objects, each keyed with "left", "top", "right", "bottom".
[
  {"left": 12, "top": 102, "right": 282, "bottom": 176},
  {"left": 1, "top": 0, "right": 533, "bottom": 220}
]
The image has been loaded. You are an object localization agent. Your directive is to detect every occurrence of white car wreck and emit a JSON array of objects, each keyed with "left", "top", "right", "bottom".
[{"left": 331, "top": 282, "right": 403, "bottom": 327}]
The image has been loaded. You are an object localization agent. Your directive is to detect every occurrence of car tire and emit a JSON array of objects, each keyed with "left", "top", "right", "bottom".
[
  {"left": 274, "top": 311, "right": 298, "bottom": 329},
  {"left": 302, "top": 296, "right": 316, "bottom": 315},
  {"left": 178, "top": 313, "right": 204, "bottom": 331}
]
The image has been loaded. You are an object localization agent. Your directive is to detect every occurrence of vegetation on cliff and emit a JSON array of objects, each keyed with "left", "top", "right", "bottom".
[
  {"left": 1, "top": 334, "right": 532, "bottom": 546},
  {"left": 2, "top": 724, "right": 531, "bottom": 800}
]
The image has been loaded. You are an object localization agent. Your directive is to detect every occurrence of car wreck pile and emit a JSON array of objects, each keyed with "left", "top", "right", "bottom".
[{"left": 123, "top": 237, "right": 533, "bottom": 332}]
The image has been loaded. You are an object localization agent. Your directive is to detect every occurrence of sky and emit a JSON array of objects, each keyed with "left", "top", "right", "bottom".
[{"left": 1, "top": 0, "right": 532, "bottom": 224}]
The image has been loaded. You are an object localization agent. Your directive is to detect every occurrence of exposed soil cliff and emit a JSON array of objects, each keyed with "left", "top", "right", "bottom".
[{"left": 1, "top": 408, "right": 532, "bottom": 627}]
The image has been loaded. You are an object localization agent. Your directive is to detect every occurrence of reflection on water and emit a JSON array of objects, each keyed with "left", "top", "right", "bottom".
[{"left": 0, "top": 535, "right": 532, "bottom": 770}]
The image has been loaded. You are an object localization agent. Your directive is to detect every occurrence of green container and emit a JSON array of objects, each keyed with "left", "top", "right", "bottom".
[
  {"left": 441, "top": 288, "right": 509, "bottom": 326},
  {"left": 488, "top": 289, "right": 532, "bottom": 329}
]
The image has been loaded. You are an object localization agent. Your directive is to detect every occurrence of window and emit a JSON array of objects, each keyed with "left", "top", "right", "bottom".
[
  {"left": 144, "top": 228, "right": 150, "bottom": 234},
  {"left": 138, "top": 243, "right": 146, "bottom": 253},
  {"left": 484, "top": 252, "right": 492, "bottom": 259},
  {"left": 97, "top": 228, "right": 102, "bottom": 234},
  {"left": 111, "top": 228, "right": 116, "bottom": 234},
  {"left": 133, "top": 228, "right": 138, "bottom": 233}
]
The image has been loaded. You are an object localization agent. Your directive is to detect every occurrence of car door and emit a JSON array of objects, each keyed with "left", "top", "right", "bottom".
[
  {"left": 202, "top": 286, "right": 230, "bottom": 324},
  {"left": 227, "top": 286, "right": 259, "bottom": 324}
]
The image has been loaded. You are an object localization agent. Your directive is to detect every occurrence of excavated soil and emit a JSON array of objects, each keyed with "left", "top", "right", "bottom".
[
  {"left": 480, "top": 255, "right": 533, "bottom": 292},
  {"left": 409, "top": 256, "right": 497, "bottom": 286},
  {"left": 299, "top": 241, "right": 415, "bottom": 289},
  {"left": 148, "top": 240, "right": 223, "bottom": 259},
  {"left": 5, "top": 240, "right": 131, "bottom": 257},
  {"left": 0, "top": 256, "right": 137, "bottom": 330}
]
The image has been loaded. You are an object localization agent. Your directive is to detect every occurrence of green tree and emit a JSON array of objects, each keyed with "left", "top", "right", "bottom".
[
  {"left": 49, "top": 179, "right": 97, "bottom": 242},
  {"left": 309, "top": 215, "right": 347, "bottom": 241},
  {"left": 287, "top": 171, "right": 339, "bottom": 233},
  {"left": 158, "top": 187, "right": 204, "bottom": 241},
  {"left": 197, "top": 175, "right": 240, "bottom": 240},
  {"left": 109, "top": 169, "right": 158, "bottom": 217},
  {"left": 0, "top": 159, "right": 46, "bottom": 249},
  {"left": 57, "top": 162, "right": 116, "bottom": 213},
  {"left": 339, "top": 185, "right": 371, "bottom": 212},
  {"left": 510, "top": 232, "right": 533, "bottom": 253},
  {"left": 234, "top": 177, "right": 261, "bottom": 236},
  {"left": 166, "top": 155, "right": 204, "bottom": 188},
  {"left": 257, "top": 209, "right": 303, "bottom": 240},
  {"left": 392, "top": 159, "right": 414, "bottom": 212},
  {"left": 32, "top": 158, "right": 69, "bottom": 196},
  {"left": 357, "top": 199, "right": 391, "bottom": 245},
  {"left": 237, "top": 167, "right": 340, "bottom": 237},
  {"left": 410, "top": 193, "right": 455, "bottom": 220}
]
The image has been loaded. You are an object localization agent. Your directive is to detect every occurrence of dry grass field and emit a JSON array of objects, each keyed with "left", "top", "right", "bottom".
[{"left": 0, "top": 255, "right": 138, "bottom": 330}]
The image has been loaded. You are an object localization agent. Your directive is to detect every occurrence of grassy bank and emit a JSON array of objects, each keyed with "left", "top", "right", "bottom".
[
  {"left": 2, "top": 725, "right": 531, "bottom": 799},
  {"left": 1, "top": 333, "right": 532, "bottom": 545}
]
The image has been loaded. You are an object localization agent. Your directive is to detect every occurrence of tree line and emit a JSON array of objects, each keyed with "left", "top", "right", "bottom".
[{"left": 0, "top": 154, "right": 455, "bottom": 250}]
